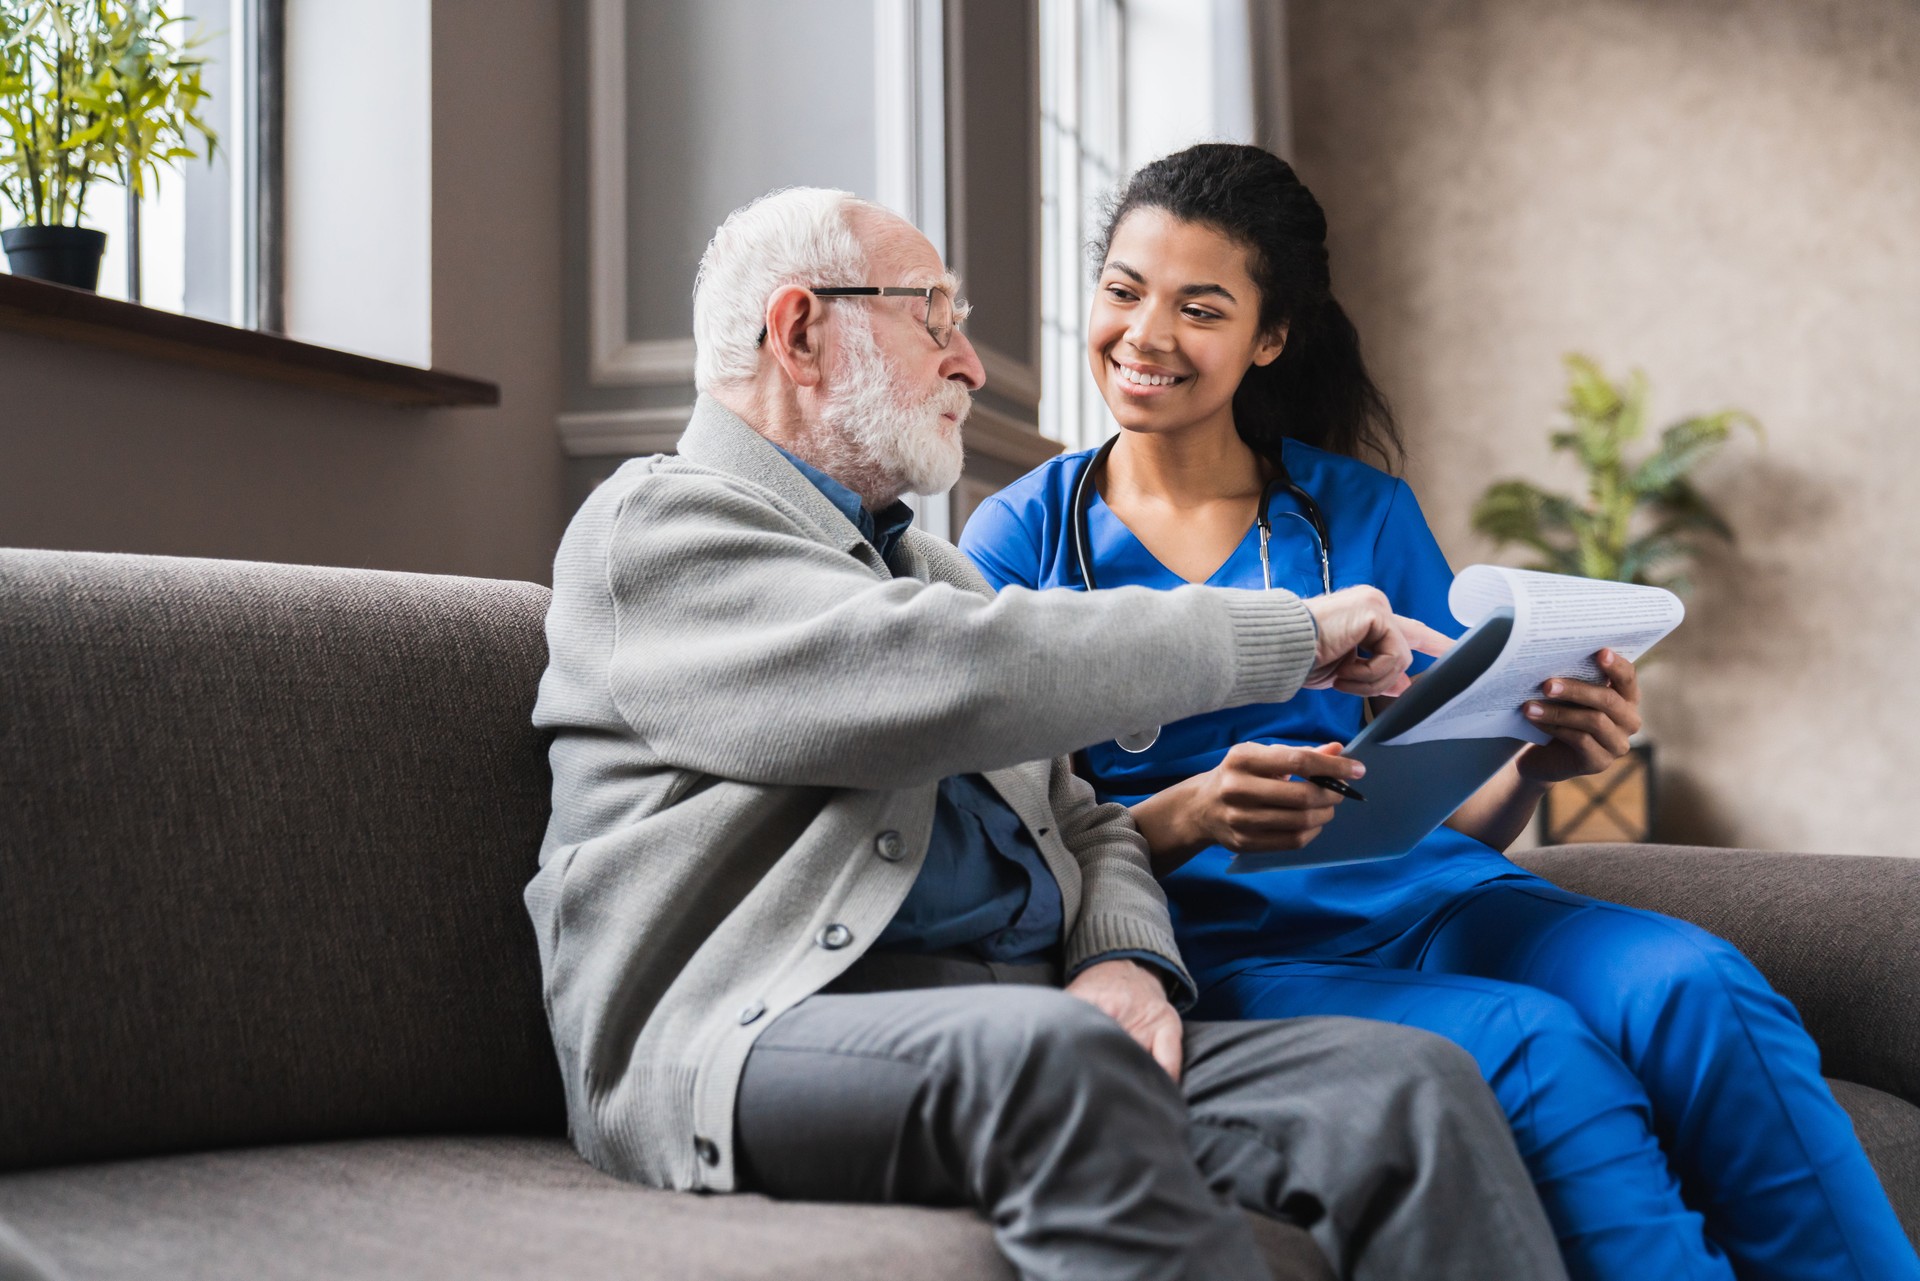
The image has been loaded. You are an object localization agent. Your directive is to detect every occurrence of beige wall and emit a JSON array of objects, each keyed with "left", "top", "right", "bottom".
[
  {"left": 1289, "top": 0, "right": 1920, "bottom": 855},
  {"left": 0, "top": 1, "right": 567, "bottom": 585}
]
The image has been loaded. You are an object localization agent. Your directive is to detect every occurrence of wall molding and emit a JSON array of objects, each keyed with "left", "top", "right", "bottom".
[
  {"left": 873, "top": 0, "right": 947, "bottom": 250},
  {"left": 557, "top": 405, "right": 695, "bottom": 457},
  {"left": 978, "top": 347, "right": 1043, "bottom": 407},
  {"left": 917, "top": 399, "right": 1063, "bottom": 542},
  {"left": 587, "top": 0, "right": 949, "bottom": 391},
  {"left": 585, "top": 0, "right": 696, "bottom": 387},
  {"left": 579, "top": 1, "right": 1045, "bottom": 412},
  {"left": 556, "top": 398, "right": 1060, "bottom": 486},
  {"left": 950, "top": 400, "right": 1062, "bottom": 536},
  {"left": 964, "top": 400, "right": 1065, "bottom": 472}
]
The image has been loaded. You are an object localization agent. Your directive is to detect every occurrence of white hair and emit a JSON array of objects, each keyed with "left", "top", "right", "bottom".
[{"left": 692, "top": 186, "right": 871, "bottom": 393}]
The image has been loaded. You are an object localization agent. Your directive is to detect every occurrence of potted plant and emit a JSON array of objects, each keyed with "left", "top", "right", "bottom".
[
  {"left": 1471, "top": 354, "right": 1759, "bottom": 844},
  {"left": 0, "top": 0, "right": 215, "bottom": 292}
]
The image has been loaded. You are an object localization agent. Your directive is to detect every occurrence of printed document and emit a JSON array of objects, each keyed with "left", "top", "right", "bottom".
[{"left": 1383, "top": 566, "right": 1683, "bottom": 746}]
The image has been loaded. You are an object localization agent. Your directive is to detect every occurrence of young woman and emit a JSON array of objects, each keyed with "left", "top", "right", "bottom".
[{"left": 959, "top": 144, "right": 1917, "bottom": 1281}]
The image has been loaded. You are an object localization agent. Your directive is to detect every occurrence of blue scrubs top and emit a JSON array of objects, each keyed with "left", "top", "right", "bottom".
[{"left": 959, "top": 439, "right": 1522, "bottom": 987}]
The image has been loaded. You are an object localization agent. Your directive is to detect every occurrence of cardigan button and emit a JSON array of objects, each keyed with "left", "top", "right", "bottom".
[
  {"left": 875, "top": 830, "right": 906, "bottom": 861},
  {"left": 738, "top": 1000, "right": 766, "bottom": 1025},
  {"left": 694, "top": 1137, "right": 720, "bottom": 1166},
  {"left": 817, "top": 923, "right": 854, "bottom": 950}
]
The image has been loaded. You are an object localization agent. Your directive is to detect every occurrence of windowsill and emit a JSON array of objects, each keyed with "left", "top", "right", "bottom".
[{"left": 0, "top": 272, "right": 499, "bottom": 409}]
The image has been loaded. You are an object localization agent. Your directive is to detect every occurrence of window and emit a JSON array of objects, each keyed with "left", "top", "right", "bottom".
[
  {"left": 0, "top": 0, "right": 280, "bottom": 329},
  {"left": 1039, "top": 0, "right": 1125, "bottom": 453}
]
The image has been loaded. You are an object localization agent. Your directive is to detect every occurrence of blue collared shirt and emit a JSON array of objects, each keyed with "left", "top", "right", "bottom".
[{"left": 770, "top": 443, "right": 1063, "bottom": 965}]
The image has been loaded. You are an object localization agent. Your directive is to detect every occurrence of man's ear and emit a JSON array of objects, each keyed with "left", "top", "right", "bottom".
[
  {"left": 763, "top": 285, "right": 830, "bottom": 388},
  {"left": 1252, "top": 320, "right": 1290, "bottom": 368}
]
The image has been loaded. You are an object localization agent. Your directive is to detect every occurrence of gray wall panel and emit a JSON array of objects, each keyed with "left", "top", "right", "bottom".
[{"left": 624, "top": 0, "right": 877, "bottom": 344}]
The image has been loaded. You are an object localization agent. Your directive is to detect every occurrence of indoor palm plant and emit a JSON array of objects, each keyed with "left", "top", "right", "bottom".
[
  {"left": 1472, "top": 354, "right": 1758, "bottom": 843},
  {"left": 0, "top": 0, "right": 215, "bottom": 291},
  {"left": 1472, "top": 354, "right": 1757, "bottom": 593}
]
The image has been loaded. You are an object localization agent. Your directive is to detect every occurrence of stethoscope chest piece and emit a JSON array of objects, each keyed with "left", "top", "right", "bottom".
[{"left": 1070, "top": 434, "right": 1333, "bottom": 758}]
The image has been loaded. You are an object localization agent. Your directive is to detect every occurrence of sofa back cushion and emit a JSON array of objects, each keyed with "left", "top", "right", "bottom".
[{"left": 0, "top": 549, "right": 565, "bottom": 1171}]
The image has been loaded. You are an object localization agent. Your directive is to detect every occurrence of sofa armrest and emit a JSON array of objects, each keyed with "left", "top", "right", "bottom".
[{"left": 1511, "top": 844, "right": 1920, "bottom": 1107}]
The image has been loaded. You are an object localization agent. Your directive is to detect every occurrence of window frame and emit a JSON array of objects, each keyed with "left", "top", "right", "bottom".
[{"left": 1039, "top": 0, "right": 1126, "bottom": 453}]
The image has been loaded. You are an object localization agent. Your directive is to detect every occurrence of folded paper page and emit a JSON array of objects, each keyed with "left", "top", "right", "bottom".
[
  {"left": 1226, "top": 566, "right": 1683, "bottom": 872},
  {"left": 1383, "top": 566, "right": 1683, "bottom": 747}
]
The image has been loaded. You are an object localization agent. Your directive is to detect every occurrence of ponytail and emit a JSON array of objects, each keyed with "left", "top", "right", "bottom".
[{"left": 1233, "top": 296, "right": 1398, "bottom": 466}]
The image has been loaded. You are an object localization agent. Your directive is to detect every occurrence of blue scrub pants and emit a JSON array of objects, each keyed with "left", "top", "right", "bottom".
[{"left": 1190, "top": 878, "right": 1920, "bottom": 1281}]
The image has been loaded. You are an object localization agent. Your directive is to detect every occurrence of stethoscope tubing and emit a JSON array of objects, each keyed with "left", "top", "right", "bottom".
[
  {"left": 1070, "top": 435, "right": 1333, "bottom": 596},
  {"left": 1070, "top": 434, "right": 1334, "bottom": 753}
]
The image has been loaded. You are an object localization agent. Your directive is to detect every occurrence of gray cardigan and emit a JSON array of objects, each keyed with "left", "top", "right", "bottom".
[{"left": 525, "top": 396, "right": 1321, "bottom": 1193}]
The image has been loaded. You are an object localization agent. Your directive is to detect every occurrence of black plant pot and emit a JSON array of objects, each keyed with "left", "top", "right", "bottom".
[{"left": 2, "top": 225, "right": 108, "bottom": 292}]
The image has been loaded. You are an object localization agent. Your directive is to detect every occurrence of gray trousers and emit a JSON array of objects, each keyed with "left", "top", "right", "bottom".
[{"left": 735, "top": 954, "right": 1566, "bottom": 1281}]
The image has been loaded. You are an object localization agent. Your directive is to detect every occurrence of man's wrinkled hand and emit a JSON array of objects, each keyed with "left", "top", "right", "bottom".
[
  {"left": 1303, "top": 586, "right": 1453, "bottom": 696},
  {"left": 1064, "top": 958, "right": 1185, "bottom": 1082}
]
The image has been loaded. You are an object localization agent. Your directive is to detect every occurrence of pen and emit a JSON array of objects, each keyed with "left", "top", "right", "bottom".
[{"left": 1309, "top": 775, "right": 1367, "bottom": 802}]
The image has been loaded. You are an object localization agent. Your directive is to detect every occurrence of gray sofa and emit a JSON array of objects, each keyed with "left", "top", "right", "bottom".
[{"left": 0, "top": 547, "right": 1913, "bottom": 1280}]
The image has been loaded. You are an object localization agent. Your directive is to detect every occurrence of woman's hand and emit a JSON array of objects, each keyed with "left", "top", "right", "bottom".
[
  {"left": 1447, "top": 650, "right": 1642, "bottom": 851},
  {"left": 1514, "top": 648, "right": 1642, "bottom": 785},
  {"left": 1130, "top": 741, "right": 1362, "bottom": 873}
]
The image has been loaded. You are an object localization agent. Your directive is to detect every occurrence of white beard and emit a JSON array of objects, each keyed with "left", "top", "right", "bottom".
[{"left": 815, "top": 313, "right": 970, "bottom": 498}]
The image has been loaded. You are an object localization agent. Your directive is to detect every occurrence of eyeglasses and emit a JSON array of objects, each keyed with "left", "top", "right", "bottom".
[{"left": 756, "top": 285, "right": 969, "bottom": 350}]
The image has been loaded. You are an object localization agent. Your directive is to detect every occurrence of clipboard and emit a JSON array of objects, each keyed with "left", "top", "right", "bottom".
[{"left": 1225, "top": 608, "right": 1529, "bottom": 874}]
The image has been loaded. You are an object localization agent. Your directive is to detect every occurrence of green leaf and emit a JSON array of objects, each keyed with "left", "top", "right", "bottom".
[
  {"left": 1645, "top": 477, "right": 1734, "bottom": 542},
  {"left": 1617, "top": 535, "right": 1696, "bottom": 585},
  {"left": 1471, "top": 480, "right": 1558, "bottom": 552},
  {"left": 1534, "top": 545, "right": 1587, "bottom": 577},
  {"left": 1618, "top": 368, "right": 1648, "bottom": 446},
  {"left": 0, "top": 0, "right": 218, "bottom": 220},
  {"left": 1628, "top": 410, "right": 1759, "bottom": 495},
  {"left": 1471, "top": 354, "right": 1758, "bottom": 586},
  {"left": 1562, "top": 354, "right": 1621, "bottom": 422},
  {"left": 1655, "top": 572, "right": 1694, "bottom": 596}
]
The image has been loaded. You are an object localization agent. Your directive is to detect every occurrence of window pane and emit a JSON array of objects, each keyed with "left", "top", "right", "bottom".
[{"left": 0, "top": 0, "right": 248, "bottom": 325}]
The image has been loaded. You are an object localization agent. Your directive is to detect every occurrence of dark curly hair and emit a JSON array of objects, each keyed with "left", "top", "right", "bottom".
[{"left": 1094, "top": 143, "right": 1403, "bottom": 469}]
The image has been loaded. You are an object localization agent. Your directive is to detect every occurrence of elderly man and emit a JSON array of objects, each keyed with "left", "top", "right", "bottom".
[{"left": 526, "top": 187, "right": 1566, "bottom": 1281}]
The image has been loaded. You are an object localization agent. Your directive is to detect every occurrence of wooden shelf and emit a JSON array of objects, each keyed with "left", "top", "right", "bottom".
[{"left": 0, "top": 271, "right": 499, "bottom": 408}]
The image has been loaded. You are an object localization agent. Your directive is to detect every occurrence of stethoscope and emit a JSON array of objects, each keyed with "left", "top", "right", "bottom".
[{"left": 1070, "top": 434, "right": 1334, "bottom": 753}]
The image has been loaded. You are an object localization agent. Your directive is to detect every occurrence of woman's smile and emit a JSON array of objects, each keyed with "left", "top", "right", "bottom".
[{"left": 1110, "top": 357, "right": 1190, "bottom": 394}]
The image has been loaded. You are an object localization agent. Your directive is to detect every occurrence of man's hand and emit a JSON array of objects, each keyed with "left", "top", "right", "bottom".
[
  {"left": 1064, "top": 958, "right": 1185, "bottom": 1082},
  {"left": 1303, "top": 586, "right": 1453, "bottom": 696}
]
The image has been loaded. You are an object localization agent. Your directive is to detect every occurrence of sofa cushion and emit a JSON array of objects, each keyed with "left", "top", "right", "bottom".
[
  {"left": 0, "top": 1137, "right": 1330, "bottom": 1281},
  {"left": 0, "top": 1217, "right": 62, "bottom": 1281},
  {"left": 0, "top": 550, "right": 564, "bottom": 1172},
  {"left": 1832, "top": 1080, "right": 1920, "bottom": 1247}
]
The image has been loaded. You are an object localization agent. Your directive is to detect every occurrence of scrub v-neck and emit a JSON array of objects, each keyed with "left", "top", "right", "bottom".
[{"left": 1087, "top": 487, "right": 1264, "bottom": 590}]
